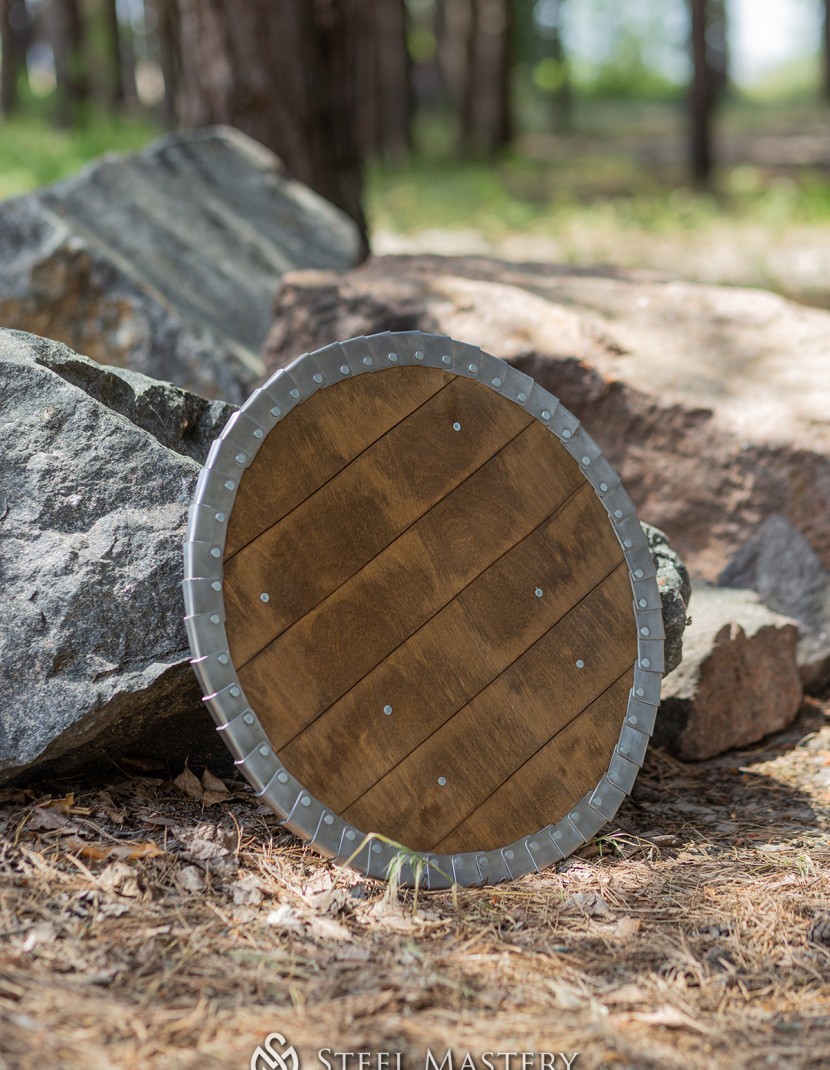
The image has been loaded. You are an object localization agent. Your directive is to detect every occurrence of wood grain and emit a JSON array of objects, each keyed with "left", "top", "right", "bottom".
[
  {"left": 222, "top": 368, "right": 638, "bottom": 856},
  {"left": 340, "top": 562, "right": 635, "bottom": 851},
  {"left": 224, "top": 367, "right": 452, "bottom": 558},
  {"left": 273, "top": 481, "right": 623, "bottom": 813},
  {"left": 239, "top": 420, "right": 586, "bottom": 749},
  {"left": 223, "top": 373, "right": 532, "bottom": 666},
  {"left": 433, "top": 670, "right": 634, "bottom": 854}
]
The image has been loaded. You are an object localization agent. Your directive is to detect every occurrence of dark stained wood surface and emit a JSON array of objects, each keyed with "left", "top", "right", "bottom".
[{"left": 223, "top": 368, "right": 637, "bottom": 854}]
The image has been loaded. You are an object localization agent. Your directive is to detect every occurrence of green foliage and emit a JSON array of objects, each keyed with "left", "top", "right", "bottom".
[{"left": 0, "top": 106, "right": 159, "bottom": 201}]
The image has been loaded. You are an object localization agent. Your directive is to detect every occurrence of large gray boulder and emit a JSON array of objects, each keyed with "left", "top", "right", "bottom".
[
  {"left": 0, "top": 127, "right": 361, "bottom": 404},
  {"left": 264, "top": 255, "right": 830, "bottom": 692},
  {"left": 0, "top": 329, "right": 235, "bottom": 783},
  {"left": 654, "top": 584, "right": 803, "bottom": 761}
]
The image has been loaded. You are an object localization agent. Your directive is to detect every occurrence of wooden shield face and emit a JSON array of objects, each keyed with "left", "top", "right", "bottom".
[{"left": 184, "top": 332, "right": 663, "bottom": 887}]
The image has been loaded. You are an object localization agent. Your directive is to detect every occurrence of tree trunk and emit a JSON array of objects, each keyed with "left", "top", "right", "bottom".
[
  {"left": 102, "top": 0, "right": 124, "bottom": 106},
  {"left": 824, "top": 0, "right": 830, "bottom": 101},
  {"left": 46, "top": 0, "right": 89, "bottom": 124},
  {"left": 458, "top": 0, "right": 513, "bottom": 156},
  {"left": 362, "top": 0, "right": 411, "bottom": 161},
  {"left": 0, "top": 0, "right": 17, "bottom": 115},
  {"left": 689, "top": 0, "right": 713, "bottom": 185},
  {"left": 176, "top": 0, "right": 370, "bottom": 252},
  {"left": 150, "top": 0, "right": 180, "bottom": 127}
]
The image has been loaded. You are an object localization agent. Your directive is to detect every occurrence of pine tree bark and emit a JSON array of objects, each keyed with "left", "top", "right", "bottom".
[
  {"left": 690, "top": 0, "right": 713, "bottom": 185},
  {"left": 0, "top": 0, "right": 18, "bottom": 116},
  {"left": 823, "top": 0, "right": 830, "bottom": 101},
  {"left": 458, "top": 0, "right": 513, "bottom": 156},
  {"left": 46, "top": 0, "right": 89, "bottom": 124},
  {"left": 176, "top": 0, "right": 370, "bottom": 251},
  {"left": 150, "top": 0, "right": 180, "bottom": 127},
  {"left": 102, "top": 0, "right": 124, "bottom": 106},
  {"left": 362, "top": 0, "right": 411, "bottom": 161}
]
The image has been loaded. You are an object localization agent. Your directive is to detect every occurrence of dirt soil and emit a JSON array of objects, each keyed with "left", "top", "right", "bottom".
[{"left": 1, "top": 699, "right": 829, "bottom": 1070}]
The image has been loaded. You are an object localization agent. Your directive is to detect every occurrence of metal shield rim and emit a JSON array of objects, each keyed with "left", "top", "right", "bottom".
[{"left": 182, "top": 330, "right": 664, "bottom": 888}]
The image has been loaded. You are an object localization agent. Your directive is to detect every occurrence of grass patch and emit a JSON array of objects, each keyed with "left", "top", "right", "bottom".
[{"left": 0, "top": 106, "right": 160, "bottom": 200}]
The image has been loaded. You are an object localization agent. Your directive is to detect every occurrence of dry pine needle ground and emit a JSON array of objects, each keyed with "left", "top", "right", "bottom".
[{"left": 0, "top": 698, "right": 829, "bottom": 1070}]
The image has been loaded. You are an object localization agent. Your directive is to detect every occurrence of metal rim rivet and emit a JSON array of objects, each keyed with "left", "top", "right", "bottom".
[
  {"left": 581, "top": 456, "right": 591, "bottom": 466},
  {"left": 290, "top": 388, "right": 300, "bottom": 399},
  {"left": 277, "top": 771, "right": 288, "bottom": 783},
  {"left": 301, "top": 795, "right": 311, "bottom": 806},
  {"left": 259, "top": 745, "right": 269, "bottom": 756},
  {"left": 313, "top": 373, "right": 323, "bottom": 384},
  {"left": 235, "top": 453, "right": 245, "bottom": 465},
  {"left": 541, "top": 410, "right": 551, "bottom": 420},
  {"left": 211, "top": 581, "right": 221, "bottom": 591},
  {"left": 271, "top": 406, "right": 281, "bottom": 416},
  {"left": 562, "top": 429, "right": 572, "bottom": 439},
  {"left": 415, "top": 351, "right": 424, "bottom": 361},
  {"left": 505, "top": 849, "right": 515, "bottom": 859},
  {"left": 244, "top": 713, "right": 254, "bottom": 724},
  {"left": 210, "top": 614, "right": 220, "bottom": 624},
  {"left": 641, "top": 627, "right": 650, "bottom": 637},
  {"left": 624, "top": 539, "right": 633, "bottom": 549},
  {"left": 638, "top": 598, "right": 647, "bottom": 608},
  {"left": 345, "top": 829, "right": 356, "bottom": 840},
  {"left": 224, "top": 479, "right": 235, "bottom": 491},
  {"left": 363, "top": 356, "right": 373, "bottom": 366},
  {"left": 469, "top": 363, "right": 478, "bottom": 373},
  {"left": 324, "top": 814, "right": 334, "bottom": 825},
  {"left": 635, "top": 569, "right": 644, "bottom": 579},
  {"left": 636, "top": 688, "right": 645, "bottom": 697},
  {"left": 218, "top": 653, "right": 229, "bottom": 664},
  {"left": 599, "top": 482, "right": 608, "bottom": 492},
  {"left": 372, "top": 843, "right": 381, "bottom": 854},
  {"left": 340, "top": 365, "right": 349, "bottom": 375},
  {"left": 230, "top": 686, "right": 240, "bottom": 698},
  {"left": 210, "top": 547, "right": 221, "bottom": 558},
  {"left": 628, "top": 715, "right": 638, "bottom": 725},
  {"left": 614, "top": 509, "right": 623, "bottom": 519},
  {"left": 641, "top": 658, "right": 651, "bottom": 668},
  {"left": 215, "top": 512, "right": 225, "bottom": 522},
  {"left": 518, "top": 392, "right": 527, "bottom": 403},
  {"left": 441, "top": 355, "right": 451, "bottom": 366},
  {"left": 253, "top": 429, "right": 264, "bottom": 440},
  {"left": 388, "top": 352, "right": 398, "bottom": 362},
  {"left": 492, "top": 377, "right": 502, "bottom": 387}
]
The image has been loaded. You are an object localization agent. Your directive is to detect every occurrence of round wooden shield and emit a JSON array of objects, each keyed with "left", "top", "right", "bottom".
[{"left": 184, "top": 332, "right": 663, "bottom": 887}]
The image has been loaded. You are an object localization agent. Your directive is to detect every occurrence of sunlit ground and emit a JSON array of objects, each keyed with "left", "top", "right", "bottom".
[{"left": 368, "top": 99, "right": 830, "bottom": 308}]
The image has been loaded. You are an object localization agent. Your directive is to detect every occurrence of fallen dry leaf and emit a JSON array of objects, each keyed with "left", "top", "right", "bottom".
[{"left": 174, "top": 765, "right": 204, "bottom": 802}]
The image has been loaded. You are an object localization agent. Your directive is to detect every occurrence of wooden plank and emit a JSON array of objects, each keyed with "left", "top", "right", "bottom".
[
  {"left": 340, "top": 563, "right": 635, "bottom": 852},
  {"left": 223, "top": 374, "right": 533, "bottom": 666},
  {"left": 275, "top": 481, "right": 623, "bottom": 812},
  {"left": 224, "top": 367, "right": 452, "bottom": 557},
  {"left": 239, "top": 420, "right": 587, "bottom": 749},
  {"left": 433, "top": 671, "right": 634, "bottom": 853}
]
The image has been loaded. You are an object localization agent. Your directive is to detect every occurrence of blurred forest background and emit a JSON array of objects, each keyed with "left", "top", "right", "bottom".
[{"left": 3, "top": 0, "right": 830, "bottom": 305}]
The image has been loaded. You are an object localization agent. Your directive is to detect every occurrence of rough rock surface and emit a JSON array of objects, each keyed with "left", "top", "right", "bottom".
[
  {"left": 720, "top": 515, "right": 830, "bottom": 692},
  {"left": 643, "top": 523, "right": 690, "bottom": 677},
  {"left": 0, "top": 127, "right": 361, "bottom": 404},
  {"left": 263, "top": 255, "right": 830, "bottom": 691},
  {"left": 0, "top": 329, "right": 236, "bottom": 784},
  {"left": 654, "top": 584, "right": 803, "bottom": 761}
]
